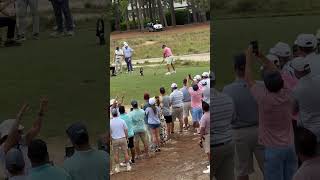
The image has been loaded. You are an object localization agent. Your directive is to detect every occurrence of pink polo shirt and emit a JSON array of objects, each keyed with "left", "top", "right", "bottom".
[
  {"left": 188, "top": 87, "right": 203, "bottom": 108},
  {"left": 281, "top": 72, "right": 299, "bottom": 120},
  {"left": 250, "top": 84, "right": 294, "bottom": 147},
  {"left": 163, "top": 47, "right": 173, "bottom": 58}
]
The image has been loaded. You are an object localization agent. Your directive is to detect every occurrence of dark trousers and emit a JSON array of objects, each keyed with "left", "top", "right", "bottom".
[
  {"left": 50, "top": 0, "right": 73, "bottom": 32},
  {"left": 110, "top": 66, "right": 116, "bottom": 75},
  {"left": 0, "top": 17, "right": 16, "bottom": 39},
  {"left": 125, "top": 57, "right": 133, "bottom": 72}
]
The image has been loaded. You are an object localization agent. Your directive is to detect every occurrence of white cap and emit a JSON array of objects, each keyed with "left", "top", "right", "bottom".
[
  {"left": 269, "top": 42, "right": 291, "bottom": 57},
  {"left": 149, "top": 98, "right": 156, "bottom": 105},
  {"left": 290, "top": 57, "right": 310, "bottom": 72},
  {"left": 266, "top": 54, "right": 280, "bottom": 65},
  {"left": 195, "top": 75, "right": 201, "bottom": 81},
  {"left": 110, "top": 99, "right": 117, "bottom": 105},
  {"left": 200, "top": 79, "right": 207, "bottom": 86},
  {"left": 123, "top": 42, "right": 128, "bottom": 47},
  {"left": 171, "top": 83, "right": 178, "bottom": 88},
  {"left": 0, "top": 119, "right": 24, "bottom": 139},
  {"left": 295, "top": 34, "right": 317, "bottom": 48},
  {"left": 202, "top": 72, "right": 209, "bottom": 77}
]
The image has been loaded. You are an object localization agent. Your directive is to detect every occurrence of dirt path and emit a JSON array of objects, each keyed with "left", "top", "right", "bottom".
[
  {"left": 111, "top": 23, "right": 210, "bottom": 40},
  {"left": 110, "top": 130, "right": 209, "bottom": 180}
]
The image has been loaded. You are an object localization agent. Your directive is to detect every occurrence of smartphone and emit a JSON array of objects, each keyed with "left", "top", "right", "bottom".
[
  {"left": 65, "top": 146, "right": 75, "bottom": 158},
  {"left": 188, "top": 74, "right": 192, "bottom": 79},
  {"left": 250, "top": 41, "right": 259, "bottom": 55}
]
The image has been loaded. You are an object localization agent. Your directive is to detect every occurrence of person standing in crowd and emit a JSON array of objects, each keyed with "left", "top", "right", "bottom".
[
  {"left": 199, "top": 101, "right": 210, "bottom": 174},
  {"left": 128, "top": 100, "right": 149, "bottom": 159},
  {"left": 49, "top": 0, "right": 74, "bottom": 37},
  {"left": 155, "top": 96, "right": 167, "bottom": 144},
  {"left": 162, "top": 44, "right": 176, "bottom": 75},
  {"left": 245, "top": 47, "right": 297, "bottom": 180},
  {"left": 119, "top": 106, "right": 135, "bottom": 164},
  {"left": 169, "top": 83, "right": 184, "bottom": 134},
  {"left": 293, "top": 127, "right": 320, "bottom": 180},
  {"left": 5, "top": 147, "right": 26, "bottom": 180},
  {"left": 122, "top": 42, "right": 134, "bottom": 73},
  {"left": 16, "top": 0, "right": 39, "bottom": 40},
  {"left": 295, "top": 34, "right": 320, "bottom": 76},
  {"left": 142, "top": 93, "right": 152, "bottom": 143},
  {"left": 270, "top": 42, "right": 294, "bottom": 77},
  {"left": 211, "top": 86, "right": 235, "bottom": 180},
  {"left": 145, "top": 98, "right": 161, "bottom": 152},
  {"left": 291, "top": 58, "right": 320, "bottom": 153},
  {"left": 63, "top": 122, "right": 110, "bottom": 178},
  {"left": 223, "top": 53, "right": 264, "bottom": 180},
  {"left": 0, "top": 0, "right": 21, "bottom": 47},
  {"left": 27, "top": 139, "right": 71, "bottom": 180},
  {"left": 187, "top": 78, "right": 203, "bottom": 134},
  {"left": 159, "top": 87, "right": 173, "bottom": 140},
  {"left": 181, "top": 79, "right": 191, "bottom": 130},
  {"left": 114, "top": 46, "right": 124, "bottom": 74}
]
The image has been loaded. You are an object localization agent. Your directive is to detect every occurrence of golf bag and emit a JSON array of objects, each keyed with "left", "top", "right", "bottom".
[{"left": 96, "top": 18, "right": 105, "bottom": 45}]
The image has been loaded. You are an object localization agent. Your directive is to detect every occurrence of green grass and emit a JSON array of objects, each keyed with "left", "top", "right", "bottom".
[
  {"left": 213, "top": 14, "right": 320, "bottom": 89},
  {"left": 110, "top": 28, "right": 210, "bottom": 60},
  {"left": 0, "top": 27, "right": 107, "bottom": 138},
  {"left": 110, "top": 65, "right": 209, "bottom": 105}
]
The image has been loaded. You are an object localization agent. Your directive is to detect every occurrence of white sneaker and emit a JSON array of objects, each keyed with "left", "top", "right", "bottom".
[
  {"left": 207, "top": 165, "right": 210, "bottom": 169},
  {"left": 114, "top": 165, "right": 120, "bottom": 173},
  {"left": 172, "top": 70, "right": 176, "bottom": 73},
  {"left": 120, "top": 162, "right": 126, "bottom": 167},
  {"left": 126, "top": 163, "right": 132, "bottom": 171},
  {"left": 203, "top": 166, "right": 210, "bottom": 174},
  {"left": 165, "top": 72, "right": 171, "bottom": 75}
]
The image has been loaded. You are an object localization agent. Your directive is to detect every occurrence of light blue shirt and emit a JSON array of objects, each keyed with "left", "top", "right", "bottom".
[
  {"left": 120, "top": 114, "right": 134, "bottom": 138},
  {"left": 123, "top": 47, "right": 133, "bottom": 58},
  {"left": 63, "top": 149, "right": 109, "bottom": 180},
  {"left": 128, "top": 109, "right": 146, "bottom": 133},
  {"left": 145, "top": 107, "right": 160, "bottom": 125},
  {"left": 28, "top": 164, "right": 71, "bottom": 180}
]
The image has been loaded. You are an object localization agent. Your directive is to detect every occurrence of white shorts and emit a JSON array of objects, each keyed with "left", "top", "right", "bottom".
[{"left": 165, "top": 56, "right": 174, "bottom": 64}]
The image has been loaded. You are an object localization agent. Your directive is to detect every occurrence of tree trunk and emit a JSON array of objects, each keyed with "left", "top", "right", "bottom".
[
  {"left": 125, "top": 7, "right": 130, "bottom": 30},
  {"left": 148, "top": 0, "right": 154, "bottom": 22},
  {"left": 137, "top": 0, "right": 145, "bottom": 30},
  {"left": 190, "top": 0, "right": 198, "bottom": 23},
  {"left": 114, "top": 0, "right": 121, "bottom": 31},
  {"left": 169, "top": 0, "right": 176, "bottom": 26},
  {"left": 157, "top": 0, "right": 167, "bottom": 27}
]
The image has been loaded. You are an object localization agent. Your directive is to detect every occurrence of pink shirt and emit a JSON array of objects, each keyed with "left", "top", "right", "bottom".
[
  {"left": 200, "top": 112, "right": 210, "bottom": 134},
  {"left": 281, "top": 72, "right": 299, "bottom": 121},
  {"left": 163, "top": 47, "right": 173, "bottom": 58},
  {"left": 250, "top": 84, "right": 294, "bottom": 147},
  {"left": 188, "top": 87, "right": 203, "bottom": 108}
]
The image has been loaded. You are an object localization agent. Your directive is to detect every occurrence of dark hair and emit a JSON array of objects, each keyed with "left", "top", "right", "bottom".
[
  {"left": 119, "top": 106, "right": 125, "bottom": 114},
  {"left": 202, "top": 101, "right": 209, "bottom": 112},
  {"left": 263, "top": 70, "right": 284, "bottom": 93},
  {"left": 192, "top": 84, "right": 199, "bottom": 91},
  {"left": 183, "top": 78, "right": 187, "bottom": 85},
  {"left": 28, "top": 139, "right": 49, "bottom": 164},
  {"left": 116, "top": 47, "right": 119, "bottom": 50},
  {"left": 295, "top": 127, "right": 317, "bottom": 157},
  {"left": 160, "top": 87, "right": 165, "bottom": 94},
  {"left": 234, "top": 53, "right": 246, "bottom": 72},
  {"left": 162, "top": 44, "right": 166, "bottom": 48},
  {"left": 144, "top": 93, "right": 150, "bottom": 100},
  {"left": 299, "top": 46, "right": 315, "bottom": 54},
  {"left": 74, "top": 133, "right": 89, "bottom": 145}
]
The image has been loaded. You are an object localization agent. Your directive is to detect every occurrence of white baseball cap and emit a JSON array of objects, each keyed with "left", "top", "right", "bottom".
[
  {"left": 295, "top": 34, "right": 317, "bottom": 48},
  {"left": 110, "top": 99, "right": 117, "bottom": 105},
  {"left": 123, "top": 42, "right": 128, "bottom": 47},
  {"left": 0, "top": 119, "right": 24, "bottom": 139},
  {"left": 149, "top": 98, "right": 156, "bottom": 105},
  {"left": 266, "top": 54, "right": 280, "bottom": 65},
  {"left": 269, "top": 42, "right": 291, "bottom": 57},
  {"left": 195, "top": 75, "right": 201, "bottom": 81},
  {"left": 290, "top": 57, "right": 310, "bottom": 72},
  {"left": 171, "top": 83, "right": 178, "bottom": 88},
  {"left": 202, "top": 72, "right": 209, "bottom": 77}
]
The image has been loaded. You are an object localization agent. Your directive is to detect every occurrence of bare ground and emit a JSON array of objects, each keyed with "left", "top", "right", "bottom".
[{"left": 110, "top": 129, "right": 210, "bottom": 180}]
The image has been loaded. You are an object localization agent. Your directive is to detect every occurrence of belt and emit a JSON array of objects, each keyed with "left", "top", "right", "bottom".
[
  {"left": 232, "top": 124, "right": 257, "bottom": 129},
  {"left": 172, "top": 106, "right": 182, "bottom": 109},
  {"left": 212, "top": 140, "right": 232, "bottom": 147}
]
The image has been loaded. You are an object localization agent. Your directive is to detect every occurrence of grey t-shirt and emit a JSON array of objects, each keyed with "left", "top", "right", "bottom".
[
  {"left": 293, "top": 74, "right": 320, "bottom": 142},
  {"left": 211, "top": 88, "right": 234, "bottom": 145},
  {"left": 161, "top": 95, "right": 171, "bottom": 116},
  {"left": 223, "top": 79, "right": 259, "bottom": 129},
  {"left": 180, "top": 86, "right": 191, "bottom": 102}
]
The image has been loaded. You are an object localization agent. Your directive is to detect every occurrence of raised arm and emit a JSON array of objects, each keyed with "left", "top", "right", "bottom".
[
  {"left": 0, "top": 0, "right": 14, "bottom": 12},
  {"left": 3, "top": 104, "right": 29, "bottom": 153},
  {"left": 257, "top": 52, "right": 278, "bottom": 71},
  {"left": 245, "top": 48, "right": 256, "bottom": 88},
  {"left": 25, "top": 97, "right": 48, "bottom": 145}
]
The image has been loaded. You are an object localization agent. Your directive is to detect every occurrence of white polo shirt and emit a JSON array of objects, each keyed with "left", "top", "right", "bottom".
[
  {"left": 110, "top": 117, "right": 128, "bottom": 140},
  {"left": 293, "top": 74, "right": 320, "bottom": 142},
  {"left": 115, "top": 49, "right": 123, "bottom": 60},
  {"left": 305, "top": 53, "right": 320, "bottom": 77},
  {"left": 170, "top": 89, "right": 184, "bottom": 108}
]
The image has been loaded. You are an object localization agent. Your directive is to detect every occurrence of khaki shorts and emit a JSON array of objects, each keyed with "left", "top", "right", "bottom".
[
  {"left": 172, "top": 107, "right": 183, "bottom": 121},
  {"left": 204, "top": 134, "right": 210, "bottom": 154},
  {"left": 232, "top": 126, "right": 264, "bottom": 176},
  {"left": 183, "top": 101, "right": 192, "bottom": 118},
  {"left": 165, "top": 56, "right": 174, "bottom": 64},
  {"left": 112, "top": 138, "right": 127, "bottom": 152},
  {"left": 212, "top": 142, "right": 234, "bottom": 180}
]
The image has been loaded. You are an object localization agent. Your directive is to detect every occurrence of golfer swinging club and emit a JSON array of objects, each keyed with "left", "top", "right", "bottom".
[{"left": 162, "top": 44, "right": 176, "bottom": 75}]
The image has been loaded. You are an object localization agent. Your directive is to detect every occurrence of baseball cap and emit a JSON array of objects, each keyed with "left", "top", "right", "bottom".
[
  {"left": 295, "top": 34, "right": 317, "bottom": 48},
  {"left": 200, "top": 80, "right": 207, "bottom": 86},
  {"left": 149, "top": 98, "right": 156, "bottom": 105},
  {"left": 202, "top": 72, "right": 209, "bottom": 77},
  {"left": 290, "top": 57, "right": 310, "bottom": 72},
  {"left": 269, "top": 42, "right": 291, "bottom": 57},
  {"left": 194, "top": 75, "right": 201, "bottom": 81},
  {"left": 266, "top": 54, "right": 280, "bottom": 65},
  {"left": 123, "top": 42, "right": 128, "bottom": 46},
  {"left": 111, "top": 108, "right": 118, "bottom": 116},
  {"left": 110, "top": 99, "right": 117, "bottom": 105},
  {"left": 171, "top": 83, "right": 178, "bottom": 88},
  {"left": 131, "top": 100, "right": 138, "bottom": 107},
  {"left": 5, "top": 148, "right": 25, "bottom": 171},
  {"left": 0, "top": 119, "right": 24, "bottom": 139},
  {"left": 66, "top": 122, "right": 89, "bottom": 144}
]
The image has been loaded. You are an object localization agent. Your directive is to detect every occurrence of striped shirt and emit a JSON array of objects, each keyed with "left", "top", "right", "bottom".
[
  {"left": 211, "top": 88, "right": 234, "bottom": 145},
  {"left": 170, "top": 89, "right": 184, "bottom": 108}
]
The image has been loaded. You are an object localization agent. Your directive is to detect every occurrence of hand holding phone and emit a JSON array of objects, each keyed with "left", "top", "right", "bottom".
[{"left": 250, "top": 41, "right": 259, "bottom": 55}]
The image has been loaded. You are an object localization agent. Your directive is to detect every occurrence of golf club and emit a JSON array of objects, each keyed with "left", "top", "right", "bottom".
[{"left": 154, "top": 60, "right": 165, "bottom": 76}]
